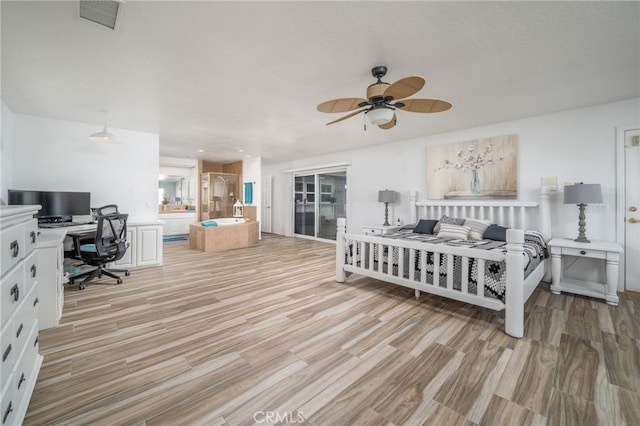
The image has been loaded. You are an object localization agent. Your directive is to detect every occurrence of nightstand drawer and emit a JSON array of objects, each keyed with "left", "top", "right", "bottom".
[
  {"left": 362, "top": 225, "right": 400, "bottom": 236},
  {"left": 562, "top": 247, "right": 606, "bottom": 259},
  {"left": 364, "top": 228, "right": 383, "bottom": 236}
]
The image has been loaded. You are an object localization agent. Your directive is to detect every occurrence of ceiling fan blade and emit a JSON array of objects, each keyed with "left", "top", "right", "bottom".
[
  {"left": 378, "top": 115, "right": 396, "bottom": 130},
  {"left": 317, "top": 97, "right": 368, "bottom": 113},
  {"left": 325, "top": 108, "right": 366, "bottom": 125},
  {"left": 384, "top": 76, "right": 425, "bottom": 100},
  {"left": 398, "top": 99, "right": 452, "bottom": 113}
]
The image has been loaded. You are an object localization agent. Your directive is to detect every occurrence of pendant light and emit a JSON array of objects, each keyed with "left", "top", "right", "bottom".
[{"left": 89, "top": 112, "right": 121, "bottom": 143}]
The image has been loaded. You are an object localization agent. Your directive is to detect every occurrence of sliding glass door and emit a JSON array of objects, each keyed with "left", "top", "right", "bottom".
[{"left": 294, "top": 170, "right": 347, "bottom": 241}]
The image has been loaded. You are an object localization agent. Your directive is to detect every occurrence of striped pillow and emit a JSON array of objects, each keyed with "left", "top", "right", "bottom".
[
  {"left": 436, "top": 223, "right": 471, "bottom": 240},
  {"left": 433, "top": 215, "right": 465, "bottom": 234},
  {"left": 464, "top": 218, "right": 492, "bottom": 240}
]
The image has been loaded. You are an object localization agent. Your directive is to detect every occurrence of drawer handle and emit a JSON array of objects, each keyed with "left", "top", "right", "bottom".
[
  {"left": 34, "top": 336, "right": 39, "bottom": 348},
  {"left": 31, "top": 264, "right": 37, "bottom": 278},
  {"left": 33, "top": 297, "right": 39, "bottom": 307},
  {"left": 16, "top": 323, "right": 23, "bottom": 339},
  {"left": 30, "top": 230, "right": 37, "bottom": 244},
  {"left": 3, "top": 401, "right": 12, "bottom": 424},
  {"left": 10, "top": 284, "right": 19, "bottom": 302},
  {"left": 580, "top": 250, "right": 586, "bottom": 255},
  {"left": 10, "top": 240, "right": 19, "bottom": 258},
  {"left": 2, "top": 344, "right": 11, "bottom": 362},
  {"left": 18, "top": 373, "right": 26, "bottom": 390}
]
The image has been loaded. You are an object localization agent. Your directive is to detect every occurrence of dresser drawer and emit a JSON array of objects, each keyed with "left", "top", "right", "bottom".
[
  {"left": 13, "top": 323, "right": 39, "bottom": 405},
  {"left": 562, "top": 246, "right": 606, "bottom": 260},
  {"left": 23, "top": 251, "right": 38, "bottom": 295},
  {"left": 1, "top": 323, "right": 15, "bottom": 386},
  {"left": 15, "top": 288, "right": 38, "bottom": 360},
  {"left": 1, "top": 375, "right": 16, "bottom": 426},
  {"left": 0, "top": 265, "right": 25, "bottom": 326},
  {"left": 24, "top": 219, "right": 38, "bottom": 257},
  {"left": 0, "top": 224, "right": 25, "bottom": 277}
]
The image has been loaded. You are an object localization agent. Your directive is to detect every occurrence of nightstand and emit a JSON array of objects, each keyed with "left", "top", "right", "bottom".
[
  {"left": 548, "top": 237, "right": 623, "bottom": 306},
  {"left": 361, "top": 225, "right": 401, "bottom": 236}
]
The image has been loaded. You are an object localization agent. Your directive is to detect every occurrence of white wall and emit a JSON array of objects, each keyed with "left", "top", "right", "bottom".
[
  {"left": 0, "top": 102, "right": 15, "bottom": 203},
  {"left": 263, "top": 98, "right": 640, "bottom": 243},
  {"left": 243, "top": 156, "right": 262, "bottom": 232},
  {"left": 9, "top": 112, "right": 159, "bottom": 221}
]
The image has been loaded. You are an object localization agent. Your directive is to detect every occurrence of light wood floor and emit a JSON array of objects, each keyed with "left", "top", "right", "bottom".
[{"left": 25, "top": 234, "right": 640, "bottom": 425}]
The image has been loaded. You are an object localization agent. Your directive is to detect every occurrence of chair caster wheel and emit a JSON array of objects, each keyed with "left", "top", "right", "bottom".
[
  {"left": 125, "top": 272, "right": 130, "bottom": 276},
  {"left": 79, "top": 284, "right": 86, "bottom": 290},
  {"left": 117, "top": 279, "right": 122, "bottom": 284}
]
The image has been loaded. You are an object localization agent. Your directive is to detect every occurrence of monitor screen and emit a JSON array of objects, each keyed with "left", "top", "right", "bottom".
[{"left": 8, "top": 190, "right": 91, "bottom": 218}]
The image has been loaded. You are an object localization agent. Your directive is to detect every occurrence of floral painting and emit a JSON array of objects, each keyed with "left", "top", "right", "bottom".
[{"left": 427, "top": 134, "right": 517, "bottom": 200}]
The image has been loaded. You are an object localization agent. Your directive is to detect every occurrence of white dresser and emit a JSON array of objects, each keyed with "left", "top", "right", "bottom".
[
  {"left": 1, "top": 206, "right": 43, "bottom": 426},
  {"left": 35, "top": 229, "right": 66, "bottom": 330}
]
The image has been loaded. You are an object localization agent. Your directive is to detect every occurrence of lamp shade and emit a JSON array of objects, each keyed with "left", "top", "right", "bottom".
[
  {"left": 89, "top": 126, "right": 121, "bottom": 144},
  {"left": 564, "top": 183, "right": 603, "bottom": 204},
  {"left": 378, "top": 190, "right": 396, "bottom": 203},
  {"left": 367, "top": 107, "right": 394, "bottom": 125}
]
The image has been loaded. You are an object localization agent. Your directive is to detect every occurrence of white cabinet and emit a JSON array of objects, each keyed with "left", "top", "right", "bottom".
[
  {"left": 159, "top": 212, "right": 196, "bottom": 236},
  {"left": 114, "top": 222, "right": 163, "bottom": 269},
  {"left": 35, "top": 229, "right": 65, "bottom": 330},
  {"left": 1, "top": 206, "right": 43, "bottom": 426}
]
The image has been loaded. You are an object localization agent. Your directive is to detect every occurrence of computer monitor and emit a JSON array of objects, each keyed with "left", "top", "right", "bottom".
[{"left": 8, "top": 190, "right": 91, "bottom": 219}]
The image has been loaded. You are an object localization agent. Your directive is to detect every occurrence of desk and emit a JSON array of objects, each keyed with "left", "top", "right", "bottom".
[{"left": 42, "top": 220, "right": 164, "bottom": 269}]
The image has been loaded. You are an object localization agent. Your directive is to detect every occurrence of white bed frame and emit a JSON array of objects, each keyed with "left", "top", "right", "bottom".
[{"left": 335, "top": 188, "right": 553, "bottom": 338}]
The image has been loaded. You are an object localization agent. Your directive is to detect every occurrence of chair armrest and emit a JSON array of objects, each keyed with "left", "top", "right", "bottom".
[{"left": 67, "top": 232, "right": 94, "bottom": 258}]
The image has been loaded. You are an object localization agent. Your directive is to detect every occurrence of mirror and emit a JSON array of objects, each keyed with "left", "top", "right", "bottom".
[
  {"left": 159, "top": 175, "right": 194, "bottom": 205},
  {"left": 158, "top": 159, "right": 198, "bottom": 211}
]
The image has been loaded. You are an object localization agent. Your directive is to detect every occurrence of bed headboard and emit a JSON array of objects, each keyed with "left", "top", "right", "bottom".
[{"left": 410, "top": 187, "right": 552, "bottom": 241}]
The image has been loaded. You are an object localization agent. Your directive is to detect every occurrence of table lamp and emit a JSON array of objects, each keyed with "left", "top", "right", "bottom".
[
  {"left": 378, "top": 190, "right": 396, "bottom": 226},
  {"left": 564, "top": 183, "right": 602, "bottom": 243}
]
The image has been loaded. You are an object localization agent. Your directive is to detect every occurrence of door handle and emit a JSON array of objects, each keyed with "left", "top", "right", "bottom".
[
  {"left": 630, "top": 206, "right": 638, "bottom": 212},
  {"left": 630, "top": 217, "right": 639, "bottom": 224}
]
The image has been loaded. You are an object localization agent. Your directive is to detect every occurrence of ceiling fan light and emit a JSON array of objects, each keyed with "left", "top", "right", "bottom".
[
  {"left": 89, "top": 126, "right": 121, "bottom": 144},
  {"left": 367, "top": 107, "right": 394, "bottom": 125}
]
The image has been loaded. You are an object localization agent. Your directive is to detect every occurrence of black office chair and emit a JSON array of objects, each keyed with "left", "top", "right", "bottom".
[{"left": 69, "top": 205, "right": 130, "bottom": 290}]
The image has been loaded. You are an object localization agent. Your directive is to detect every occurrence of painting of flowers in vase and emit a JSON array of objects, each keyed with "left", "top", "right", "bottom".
[{"left": 427, "top": 134, "right": 517, "bottom": 200}]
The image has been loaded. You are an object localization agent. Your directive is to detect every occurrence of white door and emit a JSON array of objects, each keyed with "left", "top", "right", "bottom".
[
  {"left": 624, "top": 127, "right": 640, "bottom": 291},
  {"left": 261, "top": 176, "right": 272, "bottom": 233}
]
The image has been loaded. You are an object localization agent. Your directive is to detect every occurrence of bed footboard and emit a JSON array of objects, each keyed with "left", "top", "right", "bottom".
[{"left": 335, "top": 218, "right": 528, "bottom": 337}]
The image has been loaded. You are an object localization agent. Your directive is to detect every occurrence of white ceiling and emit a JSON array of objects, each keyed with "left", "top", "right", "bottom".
[{"left": 2, "top": 1, "right": 639, "bottom": 164}]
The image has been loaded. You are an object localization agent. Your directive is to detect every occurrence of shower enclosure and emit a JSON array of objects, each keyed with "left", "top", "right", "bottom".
[{"left": 201, "top": 172, "right": 240, "bottom": 221}]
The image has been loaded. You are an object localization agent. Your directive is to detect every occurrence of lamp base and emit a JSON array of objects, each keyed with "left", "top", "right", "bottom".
[
  {"left": 383, "top": 202, "right": 390, "bottom": 226},
  {"left": 574, "top": 203, "right": 591, "bottom": 243}
]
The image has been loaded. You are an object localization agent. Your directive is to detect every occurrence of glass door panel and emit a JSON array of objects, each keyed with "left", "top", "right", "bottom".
[
  {"left": 318, "top": 171, "right": 347, "bottom": 240},
  {"left": 294, "top": 175, "right": 315, "bottom": 237}
]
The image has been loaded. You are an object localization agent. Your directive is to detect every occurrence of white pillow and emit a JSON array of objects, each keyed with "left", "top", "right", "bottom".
[
  {"left": 464, "top": 218, "right": 492, "bottom": 240},
  {"left": 437, "top": 223, "right": 471, "bottom": 240}
]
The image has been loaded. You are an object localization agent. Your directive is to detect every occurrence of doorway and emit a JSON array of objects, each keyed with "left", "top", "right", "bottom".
[
  {"left": 294, "top": 170, "right": 347, "bottom": 241},
  {"left": 617, "top": 125, "right": 640, "bottom": 292}
]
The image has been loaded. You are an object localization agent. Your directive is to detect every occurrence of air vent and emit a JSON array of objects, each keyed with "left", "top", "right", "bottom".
[{"left": 79, "top": 0, "right": 120, "bottom": 30}]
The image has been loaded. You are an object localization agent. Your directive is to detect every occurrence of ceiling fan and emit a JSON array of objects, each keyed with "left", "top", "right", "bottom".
[{"left": 317, "top": 65, "right": 452, "bottom": 130}]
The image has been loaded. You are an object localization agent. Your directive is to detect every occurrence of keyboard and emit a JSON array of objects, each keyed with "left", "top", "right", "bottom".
[{"left": 39, "top": 222, "right": 84, "bottom": 228}]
